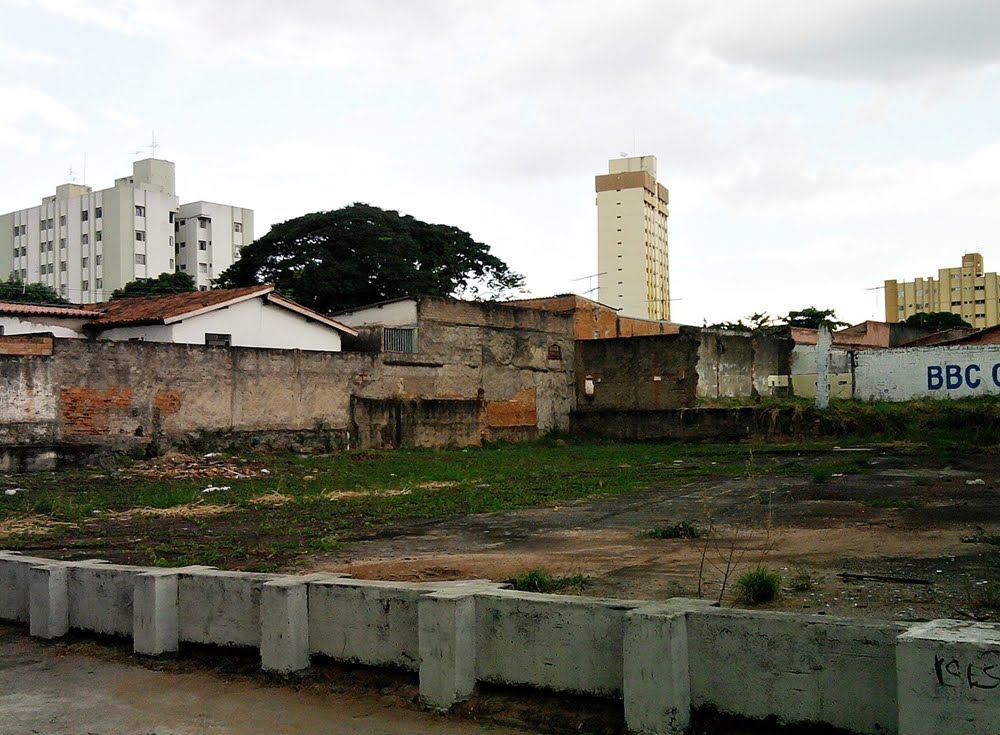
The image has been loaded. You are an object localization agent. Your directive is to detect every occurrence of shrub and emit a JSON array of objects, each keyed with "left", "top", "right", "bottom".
[
  {"left": 736, "top": 566, "right": 781, "bottom": 604},
  {"left": 642, "top": 520, "right": 703, "bottom": 539},
  {"left": 506, "top": 568, "right": 589, "bottom": 593}
]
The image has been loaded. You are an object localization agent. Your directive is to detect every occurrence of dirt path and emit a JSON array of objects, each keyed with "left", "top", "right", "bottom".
[
  {"left": 301, "top": 454, "right": 1000, "bottom": 621},
  {"left": 0, "top": 627, "right": 530, "bottom": 735}
]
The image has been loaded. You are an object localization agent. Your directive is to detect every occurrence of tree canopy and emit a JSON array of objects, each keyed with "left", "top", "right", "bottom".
[
  {"left": 111, "top": 272, "right": 196, "bottom": 299},
  {"left": 902, "top": 311, "right": 972, "bottom": 330},
  {"left": 215, "top": 203, "right": 524, "bottom": 313},
  {"left": 0, "top": 275, "right": 68, "bottom": 304},
  {"left": 708, "top": 308, "right": 848, "bottom": 332}
]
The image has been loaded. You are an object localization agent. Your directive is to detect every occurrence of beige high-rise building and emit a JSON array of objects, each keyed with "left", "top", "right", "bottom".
[
  {"left": 595, "top": 155, "right": 670, "bottom": 320},
  {"left": 885, "top": 253, "right": 1000, "bottom": 328}
]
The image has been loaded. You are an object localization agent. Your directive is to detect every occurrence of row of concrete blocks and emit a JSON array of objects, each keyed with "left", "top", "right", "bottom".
[{"left": 5, "top": 552, "right": 1000, "bottom": 735}]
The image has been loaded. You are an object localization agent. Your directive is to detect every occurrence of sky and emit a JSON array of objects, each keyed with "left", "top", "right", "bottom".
[{"left": 1, "top": 0, "right": 999, "bottom": 326}]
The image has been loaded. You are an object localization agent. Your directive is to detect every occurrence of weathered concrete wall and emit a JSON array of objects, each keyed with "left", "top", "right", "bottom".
[
  {"left": 0, "top": 298, "right": 576, "bottom": 459},
  {"left": 2, "top": 551, "right": 998, "bottom": 734},
  {"left": 697, "top": 330, "right": 793, "bottom": 400},
  {"left": 575, "top": 334, "right": 699, "bottom": 410},
  {"left": 855, "top": 344, "right": 1000, "bottom": 401}
]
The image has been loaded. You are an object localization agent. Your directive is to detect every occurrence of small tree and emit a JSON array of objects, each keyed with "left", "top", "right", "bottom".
[
  {"left": 0, "top": 275, "right": 68, "bottom": 304},
  {"left": 781, "top": 307, "right": 848, "bottom": 330},
  {"left": 903, "top": 312, "right": 972, "bottom": 330},
  {"left": 112, "top": 272, "right": 196, "bottom": 299}
]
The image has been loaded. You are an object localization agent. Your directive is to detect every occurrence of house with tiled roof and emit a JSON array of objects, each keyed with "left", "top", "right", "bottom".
[
  {"left": 0, "top": 301, "right": 98, "bottom": 338},
  {"left": 0, "top": 285, "right": 357, "bottom": 351}
]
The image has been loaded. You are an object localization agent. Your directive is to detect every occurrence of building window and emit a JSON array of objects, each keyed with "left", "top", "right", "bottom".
[
  {"left": 81, "top": 256, "right": 88, "bottom": 268},
  {"left": 383, "top": 327, "right": 417, "bottom": 353},
  {"left": 95, "top": 206, "right": 102, "bottom": 218},
  {"left": 59, "top": 215, "right": 66, "bottom": 226},
  {"left": 179, "top": 241, "right": 186, "bottom": 249},
  {"left": 136, "top": 230, "right": 146, "bottom": 241},
  {"left": 233, "top": 222, "right": 242, "bottom": 233},
  {"left": 198, "top": 263, "right": 208, "bottom": 273},
  {"left": 179, "top": 264, "right": 187, "bottom": 271},
  {"left": 81, "top": 210, "right": 89, "bottom": 222},
  {"left": 96, "top": 278, "right": 102, "bottom": 289},
  {"left": 199, "top": 240, "right": 207, "bottom": 250},
  {"left": 169, "top": 258, "right": 174, "bottom": 269},
  {"left": 178, "top": 219, "right": 185, "bottom": 227},
  {"left": 82, "top": 280, "right": 89, "bottom": 291},
  {"left": 59, "top": 238, "right": 66, "bottom": 249},
  {"left": 135, "top": 205, "right": 145, "bottom": 217},
  {"left": 81, "top": 233, "right": 89, "bottom": 245},
  {"left": 95, "top": 254, "right": 102, "bottom": 266},
  {"left": 60, "top": 261, "right": 67, "bottom": 272},
  {"left": 135, "top": 254, "right": 146, "bottom": 265},
  {"left": 198, "top": 217, "right": 210, "bottom": 228},
  {"left": 96, "top": 231, "right": 102, "bottom": 242},
  {"left": 205, "top": 333, "right": 231, "bottom": 347}
]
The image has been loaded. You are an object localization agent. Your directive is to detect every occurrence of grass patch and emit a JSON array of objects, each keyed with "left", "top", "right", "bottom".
[
  {"left": 641, "top": 520, "right": 702, "bottom": 539},
  {"left": 505, "top": 568, "right": 590, "bottom": 593},
  {"left": 788, "top": 567, "right": 815, "bottom": 592},
  {"left": 736, "top": 566, "right": 781, "bottom": 605},
  {"left": 810, "top": 467, "right": 832, "bottom": 484}
]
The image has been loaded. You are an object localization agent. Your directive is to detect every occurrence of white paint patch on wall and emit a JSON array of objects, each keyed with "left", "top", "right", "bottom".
[
  {"left": 0, "top": 315, "right": 85, "bottom": 338},
  {"left": 334, "top": 299, "right": 418, "bottom": 328},
  {"left": 855, "top": 344, "right": 1000, "bottom": 401}
]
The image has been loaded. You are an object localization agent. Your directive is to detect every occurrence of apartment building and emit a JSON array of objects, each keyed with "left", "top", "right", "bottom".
[
  {"left": 174, "top": 201, "right": 253, "bottom": 291},
  {"left": 0, "top": 159, "right": 252, "bottom": 303},
  {"left": 885, "top": 252, "right": 1000, "bottom": 328},
  {"left": 595, "top": 155, "right": 670, "bottom": 320}
]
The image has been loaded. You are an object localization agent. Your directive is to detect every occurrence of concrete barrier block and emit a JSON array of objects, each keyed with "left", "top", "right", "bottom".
[
  {"left": 418, "top": 588, "right": 478, "bottom": 710},
  {"left": 177, "top": 569, "right": 279, "bottom": 647},
  {"left": 133, "top": 571, "right": 179, "bottom": 655},
  {"left": 475, "top": 589, "right": 643, "bottom": 695},
  {"left": 624, "top": 600, "right": 715, "bottom": 735},
  {"left": 687, "top": 608, "right": 904, "bottom": 734},
  {"left": 28, "top": 564, "right": 69, "bottom": 639},
  {"left": 67, "top": 562, "right": 145, "bottom": 636},
  {"left": 261, "top": 578, "right": 310, "bottom": 674},
  {"left": 0, "top": 553, "right": 58, "bottom": 622},
  {"left": 897, "top": 619, "right": 1000, "bottom": 735}
]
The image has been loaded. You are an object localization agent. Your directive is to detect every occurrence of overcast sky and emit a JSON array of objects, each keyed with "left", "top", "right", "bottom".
[{"left": 2, "top": 0, "right": 999, "bottom": 325}]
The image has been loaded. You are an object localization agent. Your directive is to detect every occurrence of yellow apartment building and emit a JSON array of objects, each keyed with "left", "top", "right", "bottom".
[
  {"left": 595, "top": 155, "right": 670, "bottom": 320},
  {"left": 885, "top": 253, "right": 1000, "bottom": 328}
]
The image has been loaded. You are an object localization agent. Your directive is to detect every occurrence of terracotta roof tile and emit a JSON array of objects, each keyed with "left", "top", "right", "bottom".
[
  {"left": 86, "top": 285, "right": 274, "bottom": 329},
  {"left": 0, "top": 301, "right": 96, "bottom": 318}
]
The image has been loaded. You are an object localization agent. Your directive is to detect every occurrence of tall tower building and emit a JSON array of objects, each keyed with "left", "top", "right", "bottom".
[
  {"left": 0, "top": 159, "right": 253, "bottom": 303},
  {"left": 595, "top": 155, "right": 670, "bottom": 320}
]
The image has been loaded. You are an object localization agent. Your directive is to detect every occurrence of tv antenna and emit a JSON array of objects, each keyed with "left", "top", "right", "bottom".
[
  {"left": 571, "top": 271, "right": 607, "bottom": 296},
  {"left": 67, "top": 165, "right": 77, "bottom": 183},
  {"left": 134, "top": 131, "right": 160, "bottom": 158}
]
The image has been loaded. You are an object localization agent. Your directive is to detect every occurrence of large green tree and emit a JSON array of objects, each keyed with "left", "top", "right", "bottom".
[
  {"left": 112, "top": 272, "right": 196, "bottom": 299},
  {"left": 0, "top": 275, "right": 68, "bottom": 304},
  {"left": 902, "top": 311, "right": 972, "bottom": 330},
  {"left": 781, "top": 307, "right": 849, "bottom": 330},
  {"left": 215, "top": 204, "right": 524, "bottom": 313}
]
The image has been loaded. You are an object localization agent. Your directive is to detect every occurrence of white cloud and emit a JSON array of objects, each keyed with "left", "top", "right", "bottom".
[
  {"left": 102, "top": 110, "right": 139, "bottom": 128},
  {"left": 0, "top": 45, "right": 63, "bottom": 64},
  {"left": 0, "top": 87, "right": 85, "bottom": 152}
]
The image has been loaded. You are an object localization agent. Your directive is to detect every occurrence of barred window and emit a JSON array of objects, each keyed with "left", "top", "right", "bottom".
[{"left": 383, "top": 327, "right": 416, "bottom": 353}]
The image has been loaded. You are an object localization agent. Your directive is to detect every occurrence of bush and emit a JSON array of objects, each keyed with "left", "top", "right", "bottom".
[
  {"left": 642, "top": 520, "right": 703, "bottom": 539},
  {"left": 736, "top": 566, "right": 781, "bottom": 604},
  {"left": 506, "top": 568, "right": 589, "bottom": 593}
]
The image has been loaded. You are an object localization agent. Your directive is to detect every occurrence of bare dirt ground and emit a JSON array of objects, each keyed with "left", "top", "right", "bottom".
[{"left": 303, "top": 450, "right": 1000, "bottom": 622}]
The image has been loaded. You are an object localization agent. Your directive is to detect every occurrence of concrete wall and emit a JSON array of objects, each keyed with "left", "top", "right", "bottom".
[
  {"left": 855, "top": 344, "right": 1000, "bottom": 401},
  {"left": 697, "top": 330, "right": 793, "bottom": 400},
  {"left": 0, "top": 298, "right": 576, "bottom": 459},
  {"left": 575, "top": 333, "right": 699, "bottom": 410},
  {"left": 2, "top": 551, "right": 997, "bottom": 734}
]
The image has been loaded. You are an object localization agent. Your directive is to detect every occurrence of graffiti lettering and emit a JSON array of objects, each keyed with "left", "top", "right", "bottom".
[{"left": 935, "top": 655, "right": 1000, "bottom": 690}]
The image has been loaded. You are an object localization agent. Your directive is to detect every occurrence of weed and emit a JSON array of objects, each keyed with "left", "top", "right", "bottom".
[
  {"left": 736, "top": 566, "right": 781, "bottom": 605},
  {"left": 506, "top": 568, "right": 589, "bottom": 593},
  {"left": 811, "top": 467, "right": 832, "bottom": 484},
  {"left": 789, "top": 567, "right": 815, "bottom": 592},
  {"left": 964, "top": 578, "right": 1000, "bottom": 616},
  {"left": 961, "top": 535, "right": 1000, "bottom": 546},
  {"left": 642, "top": 521, "right": 702, "bottom": 539}
]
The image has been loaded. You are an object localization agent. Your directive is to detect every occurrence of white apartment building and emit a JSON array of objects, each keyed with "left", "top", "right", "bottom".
[
  {"left": 595, "top": 155, "right": 671, "bottom": 320},
  {"left": 174, "top": 201, "right": 253, "bottom": 290},
  {"left": 0, "top": 159, "right": 252, "bottom": 303}
]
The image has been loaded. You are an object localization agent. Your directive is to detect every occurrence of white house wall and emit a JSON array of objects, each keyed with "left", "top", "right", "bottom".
[
  {"left": 0, "top": 315, "right": 85, "bottom": 338},
  {"left": 335, "top": 300, "right": 418, "bottom": 328},
  {"left": 100, "top": 298, "right": 341, "bottom": 351},
  {"left": 854, "top": 344, "right": 1000, "bottom": 401}
]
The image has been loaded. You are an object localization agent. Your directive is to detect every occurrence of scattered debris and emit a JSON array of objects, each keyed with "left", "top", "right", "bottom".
[
  {"left": 202, "top": 452, "right": 223, "bottom": 459},
  {"left": 839, "top": 572, "right": 931, "bottom": 586},
  {"left": 202, "top": 485, "right": 231, "bottom": 494},
  {"left": 126, "top": 451, "right": 266, "bottom": 480},
  {"left": 966, "top": 478, "right": 986, "bottom": 486}
]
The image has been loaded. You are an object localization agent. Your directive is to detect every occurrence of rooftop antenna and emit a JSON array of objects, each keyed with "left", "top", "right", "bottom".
[
  {"left": 147, "top": 130, "right": 159, "bottom": 158},
  {"left": 864, "top": 284, "right": 885, "bottom": 310},
  {"left": 67, "top": 164, "right": 77, "bottom": 183},
  {"left": 571, "top": 271, "right": 607, "bottom": 297}
]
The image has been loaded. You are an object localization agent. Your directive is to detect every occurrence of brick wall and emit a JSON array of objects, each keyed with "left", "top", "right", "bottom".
[{"left": 0, "top": 335, "right": 54, "bottom": 356}]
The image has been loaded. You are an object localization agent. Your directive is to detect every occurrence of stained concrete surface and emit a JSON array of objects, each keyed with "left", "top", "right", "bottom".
[{"left": 0, "top": 627, "right": 529, "bottom": 735}]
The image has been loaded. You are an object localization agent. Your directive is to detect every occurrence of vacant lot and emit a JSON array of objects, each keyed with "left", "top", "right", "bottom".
[{"left": 2, "top": 436, "right": 999, "bottom": 621}]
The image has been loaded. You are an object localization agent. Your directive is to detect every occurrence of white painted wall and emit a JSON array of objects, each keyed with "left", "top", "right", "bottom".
[
  {"left": 334, "top": 299, "right": 418, "bottom": 328},
  {"left": 854, "top": 344, "right": 1000, "bottom": 401},
  {"left": 0, "top": 315, "right": 85, "bottom": 338},
  {"left": 99, "top": 297, "right": 343, "bottom": 351}
]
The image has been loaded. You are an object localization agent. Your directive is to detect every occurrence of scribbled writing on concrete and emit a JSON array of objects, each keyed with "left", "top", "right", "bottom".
[{"left": 935, "top": 655, "right": 1000, "bottom": 689}]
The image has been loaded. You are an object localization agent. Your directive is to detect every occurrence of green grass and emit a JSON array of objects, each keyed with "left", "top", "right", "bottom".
[
  {"left": 736, "top": 566, "right": 781, "bottom": 605},
  {"left": 505, "top": 568, "right": 590, "bottom": 593},
  {"left": 641, "top": 520, "right": 703, "bottom": 539},
  {"left": 961, "top": 535, "right": 1000, "bottom": 546}
]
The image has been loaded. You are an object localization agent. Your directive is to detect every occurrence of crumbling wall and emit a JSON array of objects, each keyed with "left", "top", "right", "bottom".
[{"left": 697, "top": 330, "right": 793, "bottom": 400}]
